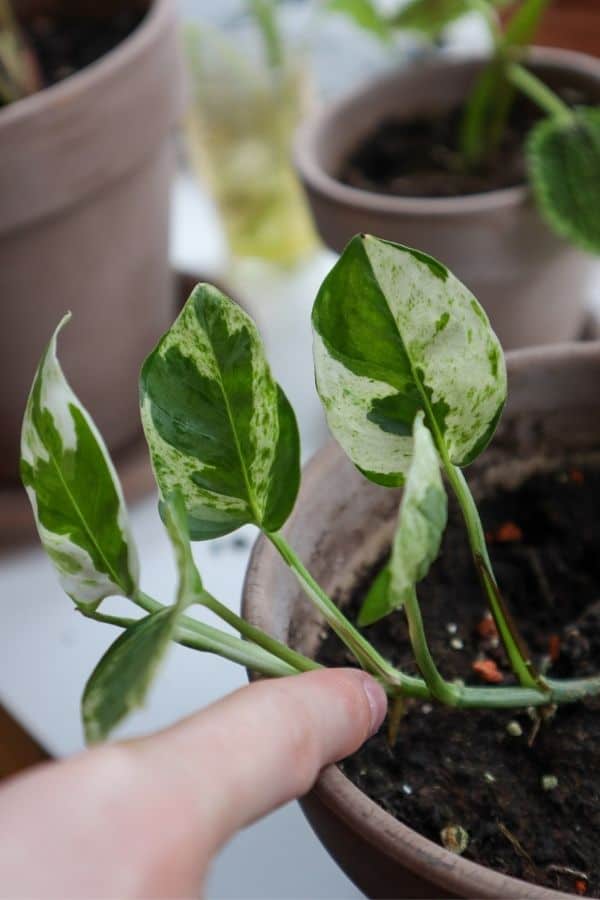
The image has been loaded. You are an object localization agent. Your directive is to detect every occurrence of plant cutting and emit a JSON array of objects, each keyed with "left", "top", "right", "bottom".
[
  {"left": 295, "top": 2, "right": 600, "bottom": 348},
  {"left": 22, "top": 234, "right": 600, "bottom": 893}
]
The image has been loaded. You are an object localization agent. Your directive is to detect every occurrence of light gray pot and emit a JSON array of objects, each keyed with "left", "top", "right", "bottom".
[
  {"left": 0, "top": 0, "right": 185, "bottom": 480},
  {"left": 294, "top": 48, "right": 600, "bottom": 350}
]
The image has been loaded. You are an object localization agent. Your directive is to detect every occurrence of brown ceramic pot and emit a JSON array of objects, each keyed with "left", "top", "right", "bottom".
[
  {"left": 0, "top": 0, "right": 184, "bottom": 480},
  {"left": 503, "top": 1, "right": 600, "bottom": 57},
  {"left": 243, "top": 341, "right": 600, "bottom": 899},
  {"left": 294, "top": 48, "right": 600, "bottom": 351}
]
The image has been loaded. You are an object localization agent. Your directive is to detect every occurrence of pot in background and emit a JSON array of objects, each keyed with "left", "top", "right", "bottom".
[
  {"left": 294, "top": 48, "right": 600, "bottom": 350},
  {"left": 243, "top": 341, "right": 600, "bottom": 899},
  {"left": 0, "top": 0, "right": 184, "bottom": 481}
]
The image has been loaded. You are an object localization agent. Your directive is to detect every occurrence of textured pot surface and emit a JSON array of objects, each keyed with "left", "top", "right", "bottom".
[
  {"left": 243, "top": 341, "right": 600, "bottom": 899},
  {"left": 294, "top": 48, "right": 600, "bottom": 351},
  {"left": 0, "top": 0, "right": 185, "bottom": 480}
]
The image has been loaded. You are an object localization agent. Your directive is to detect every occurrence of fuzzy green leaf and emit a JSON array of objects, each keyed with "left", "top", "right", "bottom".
[
  {"left": 527, "top": 107, "right": 600, "bottom": 254},
  {"left": 359, "top": 413, "right": 447, "bottom": 624},
  {"left": 390, "top": 0, "right": 475, "bottom": 37},
  {"left": 81, "top": 607, "right": 178, "bottom": 744},
  {"left": 358, "top": 562, "right": 391, "bottom": 626},
  {"left": 141, "top": 284, "right": 301, "bottom": 540},
  {"left": 326, "top": 0, "right": 392, "bottom": 41},
  {"left": 21, "top": 316, "right": 139, "bottom": 611},
  {"left": 312, "top": 235, "right": 506, "bottom": 486}
]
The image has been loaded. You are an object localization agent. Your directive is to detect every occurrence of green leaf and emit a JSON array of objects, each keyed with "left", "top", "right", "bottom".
[
  {"left": 389, "top": 0, "right": 475, "bottom": 38},
  {"left": 82, "top": 607, "right": 178, "bottom": 743},
  {"left": 358, "top": 562, "right": 391, "bottom": 626},
  {"left": 82, "top": 492, "right": 203, "bottom": 744},
  {"left": 140, "top": 283, "right": 300, "bottom": 540},
  {"left": 359, "top": 413, "right": 447, "bottom": 624},
  {"left": 389, "top": 412, "right": 447, "bottom": 610},
  {"left": 527, "top": 107, "right": 600, "bottom": 254},
  {"left": 21, "top": 316, "right": 138, "bottom": 611},
  {"left": 162, "top": 491, "right": 204, "bottom": 608},
  {"left": 326, "top": 0, "right": 392, "bottom": 41},
  {"left": 312, "top": 235, "right": 506, "bottom": 486}
]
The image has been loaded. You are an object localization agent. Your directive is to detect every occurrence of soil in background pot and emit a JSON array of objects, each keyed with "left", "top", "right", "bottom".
[
  {"left": 339, "top": 84, "right": 591, "bottom": 197},
  {"left": 318, "top": 462, "right": 600, "bottom": 896},
  {"left": 19, "top": 5, "right": 146, "bottom": 89}
]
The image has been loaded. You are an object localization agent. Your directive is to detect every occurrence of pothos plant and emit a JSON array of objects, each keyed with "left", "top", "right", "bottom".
[
  {"left": 326, "top": 0, "right": 600, "bottom": 254},
  {"left": 21, "top": 235, "right": 600, "bottom": 744}
]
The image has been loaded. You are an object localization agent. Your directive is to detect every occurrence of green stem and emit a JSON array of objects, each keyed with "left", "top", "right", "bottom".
[
  {"left": 248, "top": 0, "right": 283, "bottom": 70},
  {"left": 507, "top": 62, "right": 574, "bottom": 122},
  {"left": 403, "top": 588, "right": 459, "bottom": 706},
  {"left": 442, "top": 462, "right": 541, "bottom": 691},
  {"left": 267, "top": 531, "right": 428, "bottom": 694},
  {"left": 200, "top": 589, "right": 321, "bottom": 674}
]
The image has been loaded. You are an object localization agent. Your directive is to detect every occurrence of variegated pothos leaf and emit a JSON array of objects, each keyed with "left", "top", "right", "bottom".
[
  {"left": 140, "top": 284, "right": 300, "bottom": 540},
  {"left": 20, "top": 316, "right": 138, "bottom": 611},
  {"left": 359, "top": 413, "right": 447, "bottom": 625},
  {"left": 82, "top": 493, "right": 200, "bottom": 744},
  {"left": 312, "top": 235, "right": 506, "bottom": 486}
]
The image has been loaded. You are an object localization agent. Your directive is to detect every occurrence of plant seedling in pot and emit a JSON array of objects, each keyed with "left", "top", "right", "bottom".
[
  {"left": 326, "top": 0, "right": 600, "bottom": 253},
  {"left": 21, "top": 233, "right": 600, "bottom": 748}
]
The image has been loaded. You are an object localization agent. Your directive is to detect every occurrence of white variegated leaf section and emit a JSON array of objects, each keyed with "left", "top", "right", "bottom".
[{"left": 363, "top": 237, "right": 506, "bottom": 465}]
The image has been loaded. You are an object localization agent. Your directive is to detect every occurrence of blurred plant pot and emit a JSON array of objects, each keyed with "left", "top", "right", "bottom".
[
  {"left": 243, "top": 340, "right": 600, "bottom": 900},
  {"left": 503, "top": 0, "right": 600, "bottom": 57},
  {"left": 0, "top": 0, "right": 184, "bottom": 481},
  {"left": 185, "top": 23, "right": 318, "bottom": 266},
  {"left": 294, "top": 48, "right": 600, "bottom": 350}
]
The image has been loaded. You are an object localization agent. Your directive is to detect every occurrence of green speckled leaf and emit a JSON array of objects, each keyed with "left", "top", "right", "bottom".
[
  {"left": 390, "top": 0, "right": 474, "bottom": 36},
  {"left": 359, "top": 413, "right": 446, "bottom": 625},
  {"left": 141, "top": 284, "right": 300, "bottom": 540},
  {"left": 82, "top": 493, "right": 200, "bottom": 744},
  {"left": 326, "top": 0, "right": 391, "bottom": 41},
  {"left": 312, "top": 235, "right": 506, "bottom": 486},
  {"left": 20, "top": 316, "right": 138, "bottom": 611},
  {"left": 527, "top": 107, "right": 600, "bottom": 254},
  {"left": 82, "top": 607, "right": 177, "bottom": 744}
]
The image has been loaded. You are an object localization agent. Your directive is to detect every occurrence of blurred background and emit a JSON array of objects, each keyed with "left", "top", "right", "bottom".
[{"left": 1, "top": 1, "right": 599, "bottom": 896}]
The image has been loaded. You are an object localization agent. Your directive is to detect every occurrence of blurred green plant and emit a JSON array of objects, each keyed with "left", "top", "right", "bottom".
[
  {"left": 326, "top": 0, "right": 600, "bottom": 254},
  {"left": 0, "top": 0, "right": 38, "bottom": 106}
]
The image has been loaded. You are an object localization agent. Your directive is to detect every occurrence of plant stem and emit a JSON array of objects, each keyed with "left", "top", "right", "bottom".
[
  {"left": 200, "top": 589, "right": 321, "bottom": 674},
  {"left": 507, "top": 62, "right": 574, "bottom": 122},
  {"left": 267, "top": 530, "right": 428, "bottom": 694},
  {"left": 248, "top": 0, "right": 283, "bottom": 70},
  {"left": 403, "top": 588, "right": 459, "bottom": 705},
  {"left": 442, "top": 461, "right": 541, "bottom": 691}
]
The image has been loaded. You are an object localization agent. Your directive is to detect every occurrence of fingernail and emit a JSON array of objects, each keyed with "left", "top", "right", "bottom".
[{"left": 360, "top": 674, "right": 388, "bottom": 736}]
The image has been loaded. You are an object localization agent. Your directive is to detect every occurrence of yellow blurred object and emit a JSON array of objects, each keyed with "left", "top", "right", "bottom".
[{"left": 185, "top": 24, "right": 318, "bottom": 266}]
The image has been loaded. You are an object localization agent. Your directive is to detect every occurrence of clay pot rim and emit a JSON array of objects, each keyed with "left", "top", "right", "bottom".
[
  {"left": 243, "top": 340, "right": 600, "bottom": 900},
  {"left": 294, "top": 46, "right": 600, "bottom": 219},
  {"left": 0, "top": 0, "right": 168, "bottom": 126}
]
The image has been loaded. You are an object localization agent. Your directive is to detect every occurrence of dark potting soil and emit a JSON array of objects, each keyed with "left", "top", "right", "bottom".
[
  {"left": 318, "top": 464, "right": 600, "bottom": 895},
  {"left": 22, "top": 6, "right": 146, "bottom": 89},
  {"left": 340, "top": 85, "right": 589, "bottom": 197}
]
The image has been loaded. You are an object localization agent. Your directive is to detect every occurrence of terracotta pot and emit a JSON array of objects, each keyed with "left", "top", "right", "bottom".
[
  {"left": 0, "top": 0, "right": 185, "bottom": 481},
  {"left": 503, "top": 1, "right": 600, "bottom": 57},
  {"left": 243, "top": 341, "right": 600, "bottom": 899},
  {"left": 294, "top": 48, "right": 600, "bottom": 351}
]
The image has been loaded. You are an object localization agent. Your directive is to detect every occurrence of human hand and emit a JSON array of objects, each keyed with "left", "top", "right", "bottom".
[{"left": 0, "top": 669, "right": 387, "bottom": 898}]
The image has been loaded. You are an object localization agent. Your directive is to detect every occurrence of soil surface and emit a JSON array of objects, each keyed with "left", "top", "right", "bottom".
[
  {"left": 318, "top": 463, "right": 600, "bottom": 896},
  {"left": 22, "top": 6, "right": 145, "bottom": 89},
  {"left": 340, "top": 85, "right": 589, "bottom": 197}
]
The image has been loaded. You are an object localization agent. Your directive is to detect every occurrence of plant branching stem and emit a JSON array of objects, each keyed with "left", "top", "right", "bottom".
[
  {"left": 442, "top": 461, "right": 541, "bottom": 691},
  {"left": 507, "top": 62, "right": 574, "bottom": 122},
  {"left": 403, "top": 587, "right": 459, "bottom": 705}
]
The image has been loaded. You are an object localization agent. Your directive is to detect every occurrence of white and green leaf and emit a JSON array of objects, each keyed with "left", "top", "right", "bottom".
[
  {"left": 527, "top": 107, "right": 600, "bottom": 255},
  {"left": 359, "top": 413, "right": 447, "bottom": 625},
  {"left": 140, "top": 284, "right": 300, "bottom": 540},
  {"left": 20, "top": 316, "right": 138, "bottom": 611},
  {"left": 82, "top": 492, "right": 201, "bottom": 744},
  {"left": 312, "top": 235, "right": 506, "bottom": 486}
]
